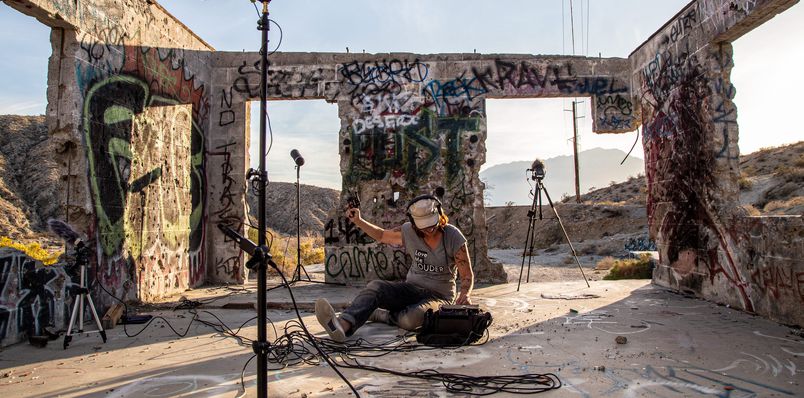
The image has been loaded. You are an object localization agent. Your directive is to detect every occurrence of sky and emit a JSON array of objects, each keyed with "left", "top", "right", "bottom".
[{"left": 1, "top": 0, "right": 802, "bottom": 190}]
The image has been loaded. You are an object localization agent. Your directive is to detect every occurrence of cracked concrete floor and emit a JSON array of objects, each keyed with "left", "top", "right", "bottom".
[{"left": 1, "top": 277, "right": 802, "bottom": 397}]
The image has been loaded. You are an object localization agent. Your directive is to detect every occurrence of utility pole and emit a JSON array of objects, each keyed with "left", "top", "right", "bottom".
[{"left": 565, "top": 100, "right": 583, "bottom": 203}]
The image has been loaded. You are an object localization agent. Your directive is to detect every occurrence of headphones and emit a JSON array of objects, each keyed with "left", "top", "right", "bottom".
[{"left": 406, "top": 194, "right": 444, "bottom": 228}]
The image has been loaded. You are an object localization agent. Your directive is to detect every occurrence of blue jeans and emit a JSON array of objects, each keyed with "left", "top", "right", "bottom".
[{"left": 340, "top": 280, "right": 450, "bottom": 335}]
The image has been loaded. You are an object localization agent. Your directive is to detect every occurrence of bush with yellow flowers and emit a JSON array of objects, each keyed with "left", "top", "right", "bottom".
[{"left": 0, "top": 237, "right": 63, "bottom": 266}]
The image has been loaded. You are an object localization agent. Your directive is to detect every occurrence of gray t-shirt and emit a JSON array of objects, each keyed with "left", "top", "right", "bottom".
[{"left": 401, "top": 222, "right": 467, "bottom": 301}]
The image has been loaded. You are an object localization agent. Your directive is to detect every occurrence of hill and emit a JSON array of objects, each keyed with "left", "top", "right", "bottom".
[
  {"left": 568, "top": 141, "right": 803, "bottom": 215},
  {"left": 0, "top": 115, "right": 61, "bottom": 244},
  {"left": 246, "top": 181, "right": 340, "bottom": 237},
  {"left": 737, "top": 141, "right": 804, "bottom": 215},
  {"left": 481, "top": 147, "right": 644, "bottom": 206}
]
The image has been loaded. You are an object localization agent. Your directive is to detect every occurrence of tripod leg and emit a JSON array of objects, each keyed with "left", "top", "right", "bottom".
[
  {"left": 79, "top": 265, "right": 86, "bottom": 333},
  {"left": 541, "top": 184, "right": 590, "bottom": 288},
  {"left": 517, "top": 191, "right": 540, "bottom": 291},
  {"left": 85, "top": 295, "right": 107, "bottom": 343},
  {"left": 64, "top": 293, "right": 80, "bottom": 349},
  {"left": 526, "top": 186, "right": 543, "bottom": 284}
]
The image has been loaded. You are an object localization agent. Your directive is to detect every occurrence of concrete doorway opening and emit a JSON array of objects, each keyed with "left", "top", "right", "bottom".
[
  {"left": 482, "top": 98, "right": 645, "bottom": 207},
  {"left": 731, "top": 2, "right": 804, "bottom": 216},
  {"left": 247, "top": 99, "right": 339, "bottom": 274},
  {"left": 482, "top": 98, "right": 650, "bottom": 285}
]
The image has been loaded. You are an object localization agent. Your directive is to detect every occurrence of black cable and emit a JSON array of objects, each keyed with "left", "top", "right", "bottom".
[
  {"left": 94, "top": 258, "right": 558, "bottom": 395},
  {"left": 92, "top": 264, "right": 264, "bottom": 342},
  {"left": 273, "top": 267, "right": 361, "bottom": 395},
  {"left": 259, "top": 318, "right": 559, "bottom": 395},
  {"left": 620, "top": 126, "right": 641, "bottom": 165},
  {"left": 267, "top": 19, "right": 283, "bottom": 56}
]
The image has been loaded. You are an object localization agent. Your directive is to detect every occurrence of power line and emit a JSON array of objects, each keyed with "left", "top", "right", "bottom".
[{"left": 569, "top": 0, "right": 576, "bottom": 55}]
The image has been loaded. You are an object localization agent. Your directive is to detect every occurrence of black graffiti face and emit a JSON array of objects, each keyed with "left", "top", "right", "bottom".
[{"left": 84, "top": 77, "right": 148, "bottom": 255}]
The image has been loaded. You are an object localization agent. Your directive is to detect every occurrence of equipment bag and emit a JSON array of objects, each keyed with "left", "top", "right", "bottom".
[{"left": 416, "top": 304, "right": 493, "bottom": 347}]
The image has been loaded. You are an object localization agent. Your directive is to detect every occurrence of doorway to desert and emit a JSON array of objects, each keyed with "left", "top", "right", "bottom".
[
  {"left": 482, "top": 98, "right": 644, "bottom": 207},
  {"left": 247, "top": 100, "right": 340, "bottom": 274},
  {"left": 731, "top": 2, "right": 804, "bottom": 216}
]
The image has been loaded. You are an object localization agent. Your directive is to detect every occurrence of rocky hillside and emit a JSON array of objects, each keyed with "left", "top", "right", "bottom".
[
  {"left": 0, "top": 115, "right": 61, "bottom": 243},
  {"left": 246, "top": 182, "right": 340, "bottom": 237},
  {"left": 738, "top": 141, "right": 804, "bottom": 215},
  {"left": 563, "top": 141, "right": 803, "bottom": 215},
  {"left": 486, "top": 203, "right": 647, "bottom": 254}
]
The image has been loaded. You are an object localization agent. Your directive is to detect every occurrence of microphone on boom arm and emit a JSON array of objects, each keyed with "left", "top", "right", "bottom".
[{"left": 290, "top": 149, "right": 305, "bottom": 166}]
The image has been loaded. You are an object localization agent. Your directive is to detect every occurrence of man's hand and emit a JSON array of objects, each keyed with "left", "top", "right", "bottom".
[
  {"left": 455, "top": 292, "right": 472, "bottom": 305},
  {"left": 345, "top": 207, "right": 361, "bottom": 224}
]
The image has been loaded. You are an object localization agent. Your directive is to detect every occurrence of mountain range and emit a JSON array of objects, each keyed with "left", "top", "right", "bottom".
[{"left": 480, "top": 147, "right": 645, "bottom": 206}]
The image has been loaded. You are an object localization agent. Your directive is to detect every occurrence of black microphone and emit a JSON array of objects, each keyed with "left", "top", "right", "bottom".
[
  {"left": 290, "top": 149, "right": 305, "bottom": 166},
  {"left": 47, "top": 219, "right": 81, "bottom": 246}
]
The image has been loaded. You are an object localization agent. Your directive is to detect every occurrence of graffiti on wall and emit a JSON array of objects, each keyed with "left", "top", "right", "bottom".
[
  {"left": 0, "top": 250, "right": 70, "bottom": 345},
  {"left": 324, "top": 57, "right": 493, "bottom": 283},
  {"left": 79, "top": 41, "right": 208, "bottom": 301},
  {"left": 325, "top": 245, "right": 410, "bottom": 282},
  {"left": 638, "top": 3, "right": 756, "bottom": 311},
  {"left": 207, "top": 141, "right": 242, "bottom": 277}
]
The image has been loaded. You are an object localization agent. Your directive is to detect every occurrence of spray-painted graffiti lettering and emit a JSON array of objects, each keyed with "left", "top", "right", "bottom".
[{"left": 325, "top": 246, "right": 409, "bottom": 281}]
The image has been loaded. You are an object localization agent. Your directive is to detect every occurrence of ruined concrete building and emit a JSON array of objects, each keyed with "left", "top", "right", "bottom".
[{"left": 0, "top": 0, "right": 801, "bottom": 346}]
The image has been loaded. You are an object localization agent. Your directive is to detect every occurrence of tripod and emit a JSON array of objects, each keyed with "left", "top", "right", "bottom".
[
  {"left": 266, "top": 163, "right": 344, "bottom": 293},
  {"left": 517, "top": 177, "right": 589, "bottom": 291},
  {"left": 64, "top": 242, "right": 107, "bottom": 349}
]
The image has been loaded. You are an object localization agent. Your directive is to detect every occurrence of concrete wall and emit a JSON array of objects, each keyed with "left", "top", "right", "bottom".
[
  {"left": 3, "top": 0, "right": 801, "bottom": 346},
  {"left": 631, "top": 0, "right": 804, "bottom": 326},
  {"left": 209, "top": 52, "right": 635, "bottom": 285},
  {"left": 2, "top": 0, "right": 213, "bottom": 319}
]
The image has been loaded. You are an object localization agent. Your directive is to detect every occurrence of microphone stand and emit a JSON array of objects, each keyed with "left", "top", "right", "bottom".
[
  {"left": 266, "top": 160, "right": 345, "bottom": 292},
  {"left": 236, "top": 2, "right": 272, "bottom": 397}
]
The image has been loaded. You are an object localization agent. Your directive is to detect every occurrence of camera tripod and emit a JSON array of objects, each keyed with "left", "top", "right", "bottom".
[
  {"left": 64, "top": 242, "right": 107, "bottom": 349},
  {"left": 517, "top": 177, "right": 589, "bottom": 291}
]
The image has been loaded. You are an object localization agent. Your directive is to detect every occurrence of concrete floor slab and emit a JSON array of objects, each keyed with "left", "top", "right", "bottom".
[{"left": 1, "top": 278, "right": 802, "bottom": 397}]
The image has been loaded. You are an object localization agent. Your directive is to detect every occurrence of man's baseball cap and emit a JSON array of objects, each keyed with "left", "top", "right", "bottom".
[{"left": 409, "top": 198, "right": 439, "bottom": 229}]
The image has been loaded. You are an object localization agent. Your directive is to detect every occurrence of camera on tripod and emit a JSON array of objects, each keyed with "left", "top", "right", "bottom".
[
  {"left": 71, "top": 241, "right": 90, "bottom": 272},
  {"left": 527, "top": 159, "right": 546, "bottom": 181}
]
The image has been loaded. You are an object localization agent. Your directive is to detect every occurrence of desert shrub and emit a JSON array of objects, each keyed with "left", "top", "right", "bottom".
[
  {"left": 794, "top": 155, "right": 804, "bottom": 168},
  {"left": 741, "top": 204, "right": 761, "bottom": 216},
  {"left": 0, "top": 237, "right": 62, "bottom": 265},
  {"left": 776, "top": 165, "right": 804, "bottom": 184},
  {"left": 738, "top": 175, "right": 753, "bottom": 190},
  {"left": 595, "top": 256, "right": 616, "bottom": 270},
  {"left": 300, "top": 240, "right": 325, "bottom": 264},
  {"left": 764, "top": 197, "right": 804, "bottom": 213},
  {"left": 603, "top": 254, "right": 654, "bottom": 280}
]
